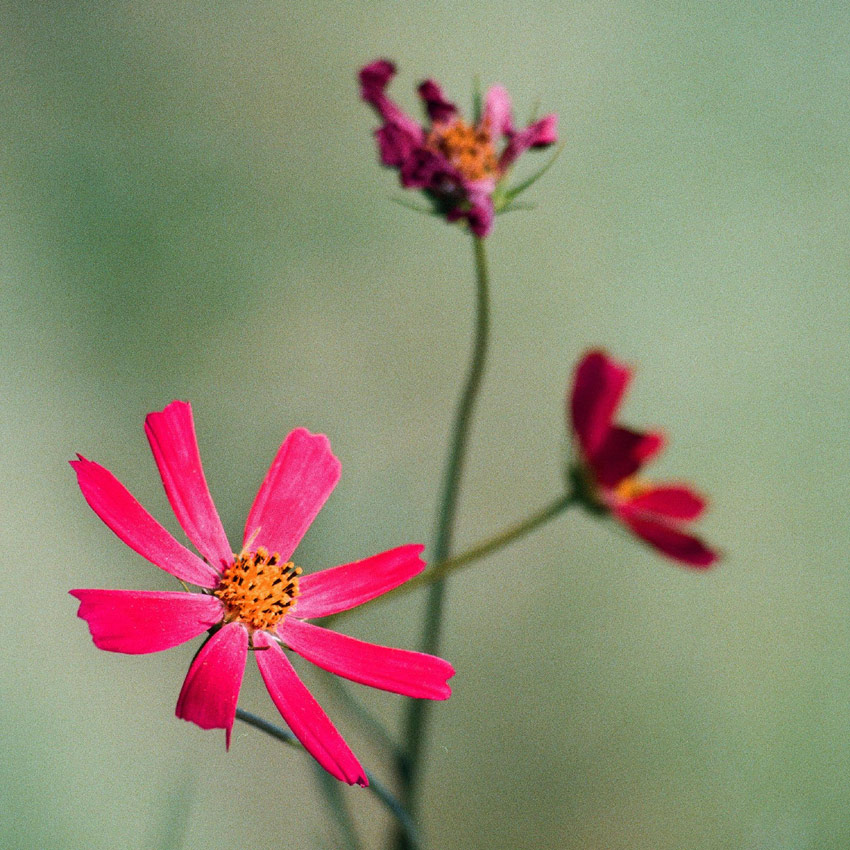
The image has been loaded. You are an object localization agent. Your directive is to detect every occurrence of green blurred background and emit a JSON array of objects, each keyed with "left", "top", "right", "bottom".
[{"left": 2, "top": 1, "right": 849, "bottom": 847}]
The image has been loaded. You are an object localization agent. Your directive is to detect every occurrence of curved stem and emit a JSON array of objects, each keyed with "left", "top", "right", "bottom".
[
  {"left": 395, "top": 235, "right": 491, "bottom": 845},
  {"left": 235, "top": 709, "right": 421, "bottom": 849}
]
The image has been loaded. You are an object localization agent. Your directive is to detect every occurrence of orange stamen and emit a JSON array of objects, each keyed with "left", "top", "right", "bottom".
[
  {"left": 214, "top": 547, "right": 301, "bottom": 631},
  {"left": 614, "top": 476, "right": 653, "bottom": 503},
  {"left": 426, "top": 119, "right": 499, "bottom": 181}
]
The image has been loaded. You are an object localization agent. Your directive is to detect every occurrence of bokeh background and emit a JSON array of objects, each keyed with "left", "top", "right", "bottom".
[{"left": 3, "top": 2, "right": 849, "bottom": 848}]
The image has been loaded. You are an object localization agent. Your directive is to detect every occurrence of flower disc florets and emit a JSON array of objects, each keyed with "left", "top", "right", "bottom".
[
  {"left": 426, "top": 119, "right": 499, "bottom": 182},
  {"left": 214, "top": 547, "right": 301, "bottom": 631}
]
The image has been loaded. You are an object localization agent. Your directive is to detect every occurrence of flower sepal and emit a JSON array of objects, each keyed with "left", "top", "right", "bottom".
[{"left": 567, "top": 462, "right": 609, "bottom": 517}]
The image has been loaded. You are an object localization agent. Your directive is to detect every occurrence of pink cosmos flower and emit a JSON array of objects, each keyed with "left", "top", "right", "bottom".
[
  {"left": 70, "top": 400, "right": 454, "bottom": 785},
  {"left": 569, "top": 350, "right": 719, "bottom": 568},
  {"left": 359, "top": 59, "right": 558, "bottom": 237}
]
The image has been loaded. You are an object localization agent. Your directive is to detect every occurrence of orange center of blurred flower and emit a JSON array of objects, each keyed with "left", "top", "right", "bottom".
[
  {"left": 426, "top": 119, "right": 499, "bottom": 181},
  {"left": 214, "top": 547, "right": 301, "bottom": 631},
  {"left": 614, "top": 476, "right": 652, "bottom": 502}
]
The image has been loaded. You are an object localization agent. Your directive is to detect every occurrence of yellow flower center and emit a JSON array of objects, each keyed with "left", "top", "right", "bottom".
[
  {"left": 614, "top": 476, "right": 652, "bottom": 503},
  {"left": 214, "top": 547, "right": 301, "bottom": 631},
  {"left": 426, "top": 119, "right": 499, "bottom": 182}
]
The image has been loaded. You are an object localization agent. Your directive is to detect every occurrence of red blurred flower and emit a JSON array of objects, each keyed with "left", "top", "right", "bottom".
[
  {"left": 569, "top": 350, "right": 718, "bottom": 568},
  {"left": 359, "top": 59, "right": 558, "bottom": 237},
  {"left": 70, "top": 401, "right": 453, "bottom": 785}
]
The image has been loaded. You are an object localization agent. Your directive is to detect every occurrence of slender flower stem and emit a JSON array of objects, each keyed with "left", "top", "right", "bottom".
[
  {"left": 235, "top": 709, "right": 421, "bottom": 849},
  {"left": 406, "top": 491, "right": 578, "bottom": 590},
  {"left": 315, "top": 763, "right": 362, "bottom": 850},
  {"left": 394, "top": 235, "right": 491, "bottom": 847},
  {"left": 325, "top": 492, "right": 579, "bottom": 627}
]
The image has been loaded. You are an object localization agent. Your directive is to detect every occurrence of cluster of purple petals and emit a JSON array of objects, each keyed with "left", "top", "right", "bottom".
[{"left": 359, "top": 59, "right": 557, "bottom": 237}]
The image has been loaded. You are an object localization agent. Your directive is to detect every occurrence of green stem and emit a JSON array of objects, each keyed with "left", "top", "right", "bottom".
[
  {"left": 235, "top": 709, "right": 421, "bottom": 849},
  {"left": 314, "top": 763, "right": 361, "bottom": 850},
  {"left": 408, "top": 492, "right": 577, "bottom": 590},
  {"left": 395, "top": 235, "right": 491, "bottom": 846},
  {"left": 324, "top": 492, "right": 579, "bottom": 627}
]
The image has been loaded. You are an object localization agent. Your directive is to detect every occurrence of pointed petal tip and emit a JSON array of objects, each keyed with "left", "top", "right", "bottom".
[
  {"left": 294, "top": 543, "right": 428, "bottom": 619},
  {"left": 620, "top": 512, "right": 719, "bottom": 569},
  {"left": 175, "top": 623, "right": 248, "bottom": 742}
]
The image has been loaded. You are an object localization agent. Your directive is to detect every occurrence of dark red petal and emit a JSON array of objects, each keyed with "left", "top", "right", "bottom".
[
  {"left": 295, "top": 544, "right": 426, "bottom": 619},
  {"left": 569, "top": 350, "right": 632, "bottom": 458},
  {"left": 375, "top": 123, "right": 418, "bottom": 168},
  {"left": 70, "top": 589, "right": 224, "bottom": 654},
  {"left": 618, "top": 512, "right": 718, "bottom": 568},
  {"left": 175, "top": 622, "right": 248, "bottom": 749},
  {"left": 144, "top": 400, "right": 232, "bottom": 571},
  {"left": 398, "top": 146, "right": 458, "bottom": 190},
  {"left": 253, "top": 630, "right": 367, "bottom": 786},
  {"left": 359, "top": 59, "right": 396, "bottom": 93},
  {"left": 625, "top": 484, "right": 707, "bottom": 521},
  {"left": 590, "top": 426, "right": 665, "bottom": 487},
  {"left": 281, "top": 618, "right": 454, "bottom": 700},
  {"left": 417, "top": 79, "right": 457, "bottom": 124}
]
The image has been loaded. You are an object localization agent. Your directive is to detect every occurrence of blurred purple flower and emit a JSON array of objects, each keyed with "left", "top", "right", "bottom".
[{"left": 359, "top": 59, "right": 558, "bottom": 237}]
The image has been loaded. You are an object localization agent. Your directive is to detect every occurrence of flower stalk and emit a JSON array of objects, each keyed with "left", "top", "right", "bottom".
[
  {"left": 325, "top": 491, "right": 579, "bottom": 623},
  {"left": 235, "top": 709, "right": 421, "bottom": 849},
  {"left": 394, "top": 234, "right": 490, "bottom": 846}
]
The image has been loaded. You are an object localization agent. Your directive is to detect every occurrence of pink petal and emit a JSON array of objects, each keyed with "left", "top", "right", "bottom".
[
  {"left": 417, "top": 79, "right": 457, "bottom": 124},
  {"left": 144, "top": 401, "right": 232, "bottom": 571},
  {"left": 253, "top": 630, "right": 367, "bottom": 786},
  {"left": 295, "top": 544, "right": 426, "bottom": 619},
  {"left": 569, "top": 349, "right": 632, "bottom": 459},
  {"left": 617, "top": 512, "right": 718, "bottom": 568},
  {"left": 281, "top": 618, "right": 454, "bottom": 700},
  {"left": 71, "top": 456, "right": 220, "bottom": 588},
  {"left": 70, "top": 589, "right": 224, "bottom": 654},
  {"left": 500, "top": 113, "right": 558, "bottom": 170},
  {"left": 175, "top": 622, "right": 248, "bottom": 748},
  {"left": 624, "top": 484, "right": 707, "bottom": 521},
  {"left": 590, "top": 426, "right": 665, "bottom": 488},
  {"left": 243, "top": 428, "right": 340, "bottom": 561},
  {"left": 482, "top": 85, "right": 514, "bottom": 136},
  {"left": 464, "top": 187, "right": 496, "bottom": 238},
  {"left": 359, "top": 59, "right": 424, "bottom": 144}
]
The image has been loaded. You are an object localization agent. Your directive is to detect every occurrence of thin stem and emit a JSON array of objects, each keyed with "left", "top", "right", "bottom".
[
  {"left": 395, "top": 235, "right": 491, "bottom": 845},
  {"left": 407, "top": 491, "right": 577, "bottom": 590},
  {"left": 235, "top": 709, "right": 421, "bottom": 849},
  {"left": 314, "top": 764, "right": 361, "bottom": 850},
  {"left": 324, "top": 492, "right": 579, "bottom": 627}
]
